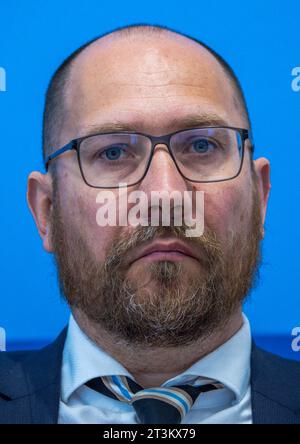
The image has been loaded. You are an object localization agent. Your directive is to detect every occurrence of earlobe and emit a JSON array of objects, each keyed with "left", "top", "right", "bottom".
[
  {"left": 27, "top": 171, "right": 54, "bottom": 252},
  {"left": 254, "top": 157, "right": 271, "bottom": 233}
]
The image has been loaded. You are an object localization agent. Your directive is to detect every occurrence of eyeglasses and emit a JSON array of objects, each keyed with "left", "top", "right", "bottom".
[{"left": 45, "top": 126, "right": 254, "bottom": 188}]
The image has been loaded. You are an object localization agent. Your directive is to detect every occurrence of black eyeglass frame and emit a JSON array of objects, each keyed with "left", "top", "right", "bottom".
[{"left": 44, "top": 126, "right": 254, "bottom": 189}]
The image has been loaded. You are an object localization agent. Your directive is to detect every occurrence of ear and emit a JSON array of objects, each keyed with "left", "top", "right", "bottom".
[
  {"left": 27, "top": 171, "right": 54, "bottom": 252},
  {"left": 253, "top": 157, "right": 271, "bottom": 239}
]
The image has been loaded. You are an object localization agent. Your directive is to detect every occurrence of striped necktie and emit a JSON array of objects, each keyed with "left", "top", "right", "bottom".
[{"left": 86, "top": 375, "right": 224, "bottom": 424}]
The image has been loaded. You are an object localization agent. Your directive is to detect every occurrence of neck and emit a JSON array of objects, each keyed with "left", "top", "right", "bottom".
[{"left": 72, "top": 308, "right": 243, "bottom": 388}]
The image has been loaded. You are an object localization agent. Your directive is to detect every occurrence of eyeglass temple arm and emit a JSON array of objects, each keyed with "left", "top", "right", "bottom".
[
  {"left": 241, "top": 128, "right": 255, "bottom": 152},
  {"left": 44, "top": 140, "right": 76, "bottom": 171}
]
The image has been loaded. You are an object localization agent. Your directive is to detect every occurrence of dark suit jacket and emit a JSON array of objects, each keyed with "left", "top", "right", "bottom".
[{"left": 0, "top": 328, "right": 300, "bottom": 424}]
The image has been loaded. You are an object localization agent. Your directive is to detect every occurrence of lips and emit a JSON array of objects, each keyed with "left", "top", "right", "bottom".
[{"left": 128, "top": 240, "right": 200, "bottom": 265}]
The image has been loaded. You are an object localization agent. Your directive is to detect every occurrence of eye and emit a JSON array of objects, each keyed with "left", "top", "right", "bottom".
[
  {"left": 191, "top": 138, "right": 214, "bottom": 153},
  {"left": 100, "top": 145, "right": 127, "bottom": 161}
]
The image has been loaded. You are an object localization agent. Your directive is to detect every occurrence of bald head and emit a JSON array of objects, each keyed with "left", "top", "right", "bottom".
[{"left": 42, "top": 24, "right": 251, "bottom": 166}]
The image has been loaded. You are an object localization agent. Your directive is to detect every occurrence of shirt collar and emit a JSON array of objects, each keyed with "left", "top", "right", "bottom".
[
  {"left": 61, "top": 315, "right": 132, "bottom": 402},
  {"left": 61, "top": 313, "right": 251, "bottom": 403},
  {"left": 163, "top": 313, "right": 252, "bottom": 402}
]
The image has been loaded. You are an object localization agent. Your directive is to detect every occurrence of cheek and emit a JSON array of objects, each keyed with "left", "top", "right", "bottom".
[
  {"left": 203, "top": 183, "right": 252, "bottom": 243},
  {"left": 82, "top": 195, "right": 128, "bottom": 261},
  {"left": 57, "top": 183, "right": 123, "bottom": 262}
]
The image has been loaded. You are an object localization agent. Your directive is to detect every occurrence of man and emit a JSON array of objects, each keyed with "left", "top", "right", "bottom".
[{"left": 1, "top": 24, "right": 299, "bottom": 424}]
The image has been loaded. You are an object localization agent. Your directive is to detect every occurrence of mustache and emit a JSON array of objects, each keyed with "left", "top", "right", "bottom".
[{"left": 103, "top": 223, "right": 223, "bottom": 271}]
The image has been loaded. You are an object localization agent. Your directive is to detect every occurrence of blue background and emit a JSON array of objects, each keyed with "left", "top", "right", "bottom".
[{"left": 0, "top": 0, "right": 300, "bottom": 359}]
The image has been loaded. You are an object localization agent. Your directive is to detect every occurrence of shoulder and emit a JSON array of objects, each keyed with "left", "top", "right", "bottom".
[
  {"left": 251, "top": 344, "right": 300, "bottom": 379},
  {"left": 0, "top": 328, "right": 67, "bottom": 424},
  {"left": 0, "top": 326, "right": 68, "bottom": 367},
  {"left": 0, "top": 348, "right": 37, "bottom": 364},
  {"left": 251, "top": 343, "right": 300, "bottom": 418},
  {"left": 0, "top": 328, "right": 67, "bottom": 400}
]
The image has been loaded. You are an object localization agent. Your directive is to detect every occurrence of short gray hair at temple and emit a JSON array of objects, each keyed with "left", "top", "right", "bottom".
[{"left": 42, "top": 23, "right": 252, "bottom": 169}]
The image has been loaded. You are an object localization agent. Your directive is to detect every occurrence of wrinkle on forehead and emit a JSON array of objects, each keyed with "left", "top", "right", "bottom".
[{"left": 64, "top": 34, "right": 243, "bottom": 139}]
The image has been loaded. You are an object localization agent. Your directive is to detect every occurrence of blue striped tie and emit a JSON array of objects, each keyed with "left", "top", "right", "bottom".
[{"left": 86, "top": 375, "right": 224, "bottom": 424}]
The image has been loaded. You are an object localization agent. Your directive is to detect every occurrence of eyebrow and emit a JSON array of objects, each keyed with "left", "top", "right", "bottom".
[{"left": 81, "top": 113, "right": 230, "bottom": 138}]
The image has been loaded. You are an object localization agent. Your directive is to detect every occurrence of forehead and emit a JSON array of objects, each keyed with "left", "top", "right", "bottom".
[{"left": 64, "top": 33, "right": 244, "bottom": 140}]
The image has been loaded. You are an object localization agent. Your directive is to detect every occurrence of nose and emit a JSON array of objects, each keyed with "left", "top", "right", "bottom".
[
  {"left": 137, "top": 144, "right": 194, "bottom": 226},
  {"left": 139, "top": 143, "right": 189, "bottom": 194}
]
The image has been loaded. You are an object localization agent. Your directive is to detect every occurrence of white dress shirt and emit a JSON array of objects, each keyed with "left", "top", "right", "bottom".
[{"left": 58, "top": 314, "right": 252, "bottom": 424}]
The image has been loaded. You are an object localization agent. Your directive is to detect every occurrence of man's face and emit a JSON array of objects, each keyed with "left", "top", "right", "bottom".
[{"left": 42, "top": 33, "right": 269, "bottom": 346}]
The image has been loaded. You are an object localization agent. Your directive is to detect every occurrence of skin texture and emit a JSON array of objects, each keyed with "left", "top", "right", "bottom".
[{"left": 27, "top": 31, "right": 271, "bottom": 388}]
